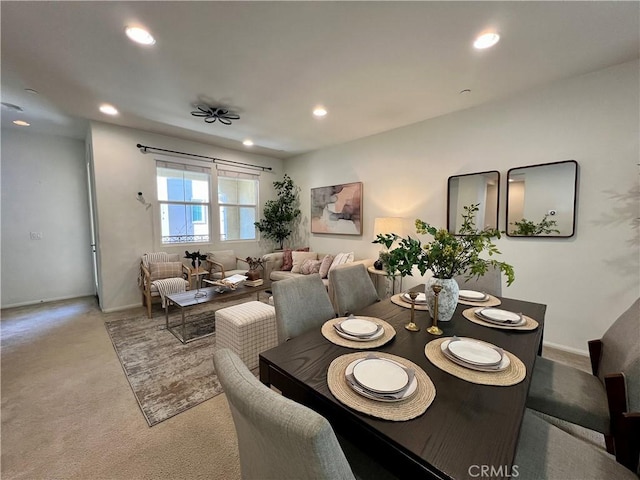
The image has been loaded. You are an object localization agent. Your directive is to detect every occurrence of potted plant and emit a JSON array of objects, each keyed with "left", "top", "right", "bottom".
[
  {"left": 509, "top": 214, "right": 560, "bottom": 236},
  {"left": 373, "top": 204, "right": 514, "bottom": 321},
  {"left": 241, "top": 256, "right": 264, "bottom": 281},
  {"left": 254, "top": 174, "right": 301, "bottom": 250}
]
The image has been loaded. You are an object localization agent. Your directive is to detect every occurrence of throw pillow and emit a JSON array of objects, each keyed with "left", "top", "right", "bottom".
[
  {"left": 281, "top": 247, "right": 309, "bottom": 271},
  {"left": 291, "top": 251, "right": 318, "bottom": 273},
  {"left": 149, "top": 262, "right": 184, "bottom": 281},
  {"left": 328, "top": 252, "right": 354, "bottom": 273},
  {"left": 300, "top": 259, "right": 322, "bottom": 275},
  {"left": 318, "top": 254, "right": 334, "bottom": 279}
]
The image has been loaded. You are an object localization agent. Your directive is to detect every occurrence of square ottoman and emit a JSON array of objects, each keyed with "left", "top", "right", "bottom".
[{"left": 215, "top": 301, "right": 277, "bottom": 370}]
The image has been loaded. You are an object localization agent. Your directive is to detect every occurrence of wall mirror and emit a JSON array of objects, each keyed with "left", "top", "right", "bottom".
[
  {"left": 448, "top": 170, "right": 500, "bottom": 234},
  {"left": 506, "top": 160, "right": 578, "bottom": 237}
]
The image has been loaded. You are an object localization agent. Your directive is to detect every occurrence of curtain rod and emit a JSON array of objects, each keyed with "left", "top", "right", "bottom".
[{"left": 136, "top": 143, "right": 272, "bottom": 172}]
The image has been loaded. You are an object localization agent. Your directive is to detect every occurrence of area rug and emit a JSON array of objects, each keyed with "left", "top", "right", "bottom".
[{"left": 105, "top": 297, "right": 266, "bottom": 426}]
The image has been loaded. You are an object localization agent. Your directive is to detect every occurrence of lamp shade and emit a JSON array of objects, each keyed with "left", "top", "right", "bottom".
[{"left": 373, "top": 217, "right": 405, "bottom": 240}]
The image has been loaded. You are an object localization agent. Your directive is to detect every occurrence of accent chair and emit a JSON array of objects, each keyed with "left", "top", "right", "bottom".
[
  {"left": 272, "top": 274, "right": 336, "bottom": 344},
  {"left": 139, "top": 252, "right": 189, "bottom": 318},
  {"left": 213, "top": 348, "right": 398, "bottom": 480},
  {"left": 526, "top": 297, "right": 640, "bottom": 458},
  {"left": 331, "top": 263, "right": 380, "bottom": 316}
]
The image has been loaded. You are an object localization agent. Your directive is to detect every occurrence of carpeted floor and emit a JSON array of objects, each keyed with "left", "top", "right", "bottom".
[{"left": 105, "top": 310, "right": 223, "bottom": 426}]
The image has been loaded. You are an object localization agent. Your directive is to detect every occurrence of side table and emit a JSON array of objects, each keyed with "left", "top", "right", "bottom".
[
  {"left": 367, "top": 266, "right": 402, "bottom": 299},
  {"left": 189, "top": 266, "right": 209, "bottom": 289}
]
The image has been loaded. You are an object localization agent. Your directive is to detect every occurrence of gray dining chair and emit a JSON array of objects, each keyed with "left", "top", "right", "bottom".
[
  {"left": 272, "top": 274, "right": 336, "bottom": 344},
  {"left": 331, "top": 263, "right": 380, "bottom": 316},
  {"left": 454, "top": 264, "right": 502, "bottom": 297},
  {"left": 526, "top": 297, "right": 640, "bottom": 454},
  {"left": 213, "top": 348, "right": 398, "bottom": 480},
  {"left": 515, "top": 409, "right": 638, "bottom": 480}
]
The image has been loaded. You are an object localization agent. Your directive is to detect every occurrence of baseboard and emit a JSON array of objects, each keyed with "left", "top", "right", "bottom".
[
  {"left": 101, "top": 303, "right": 142, "bottom": 313},
  {"left": 1, "top": 294, "right": 95, "bottom": 310},
  {"left": 542, "top": 340, "right": 589, "bottom": 358}
]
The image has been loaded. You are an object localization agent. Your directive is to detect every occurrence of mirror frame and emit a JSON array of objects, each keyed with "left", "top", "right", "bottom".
[
  {"left": 506, "top": 159, "right": 578, "bottom": 238},
  {"left": 447, "top": 170, "right": 500, "bottom": 234}
]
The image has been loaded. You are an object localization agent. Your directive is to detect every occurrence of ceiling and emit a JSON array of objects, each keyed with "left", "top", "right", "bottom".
[{"left": 2, "top": 2, "right": 638, "bottom": 159}]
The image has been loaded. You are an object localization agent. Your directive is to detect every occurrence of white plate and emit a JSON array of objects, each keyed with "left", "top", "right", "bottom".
[
  {"left": 339, "top": 318, "right": 379, "bottom": 336},
  {"left": 403, "top": 292, "right": 428, "bottom": 304},
  {"left": 352, "top": 357, "right": 409, "bottom": 393},
  {"left": 477, "top": 308, "right": 521, "bottom": 323},
  {"left": 345, "top": 359, "right": 418, "bottom": 402},
  {"left": 441, "top": 339, "right": 510, "bottom": 372},
  {"left": 447, "top": 338, "right": 503, "bottom": 366},
  {"left": 459, "top": 289, "right": 488, "bottom": 301},
  {"left": 334, "top": 326, "right": 385, "bottom": 342}
]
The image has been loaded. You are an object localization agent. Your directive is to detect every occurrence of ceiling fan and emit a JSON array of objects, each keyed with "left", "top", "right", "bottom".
[{"left": 190, "top": 104, "right": 240, "bottom": 125}]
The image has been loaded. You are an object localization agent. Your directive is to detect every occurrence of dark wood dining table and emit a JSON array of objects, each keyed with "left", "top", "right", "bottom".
[{"left": 259, "top": 288, "right": 546, "bottom": 480}]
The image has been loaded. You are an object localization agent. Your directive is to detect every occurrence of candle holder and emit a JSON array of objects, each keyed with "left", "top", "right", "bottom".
[
  {"left": 427, "top": 284, "right": 443, "bottom": 335},
  {"left": 405, "top": 291, "right": 420, "bottom": 332}
]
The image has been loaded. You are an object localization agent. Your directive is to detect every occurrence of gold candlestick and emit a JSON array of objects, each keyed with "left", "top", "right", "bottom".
[
  {"left": 405, "top": 291, "right": 420, "bottom": 332},
  {"left": 427, "top": 284, "right": 443, "bottom": 335}
]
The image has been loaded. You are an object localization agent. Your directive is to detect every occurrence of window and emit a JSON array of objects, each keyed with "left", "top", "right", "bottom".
[
  {"left": 217, "top": 168, "right": 258, "bottom": 241},
  {"left": 157, "top": 161, "right": 211, "bottom": 244}
]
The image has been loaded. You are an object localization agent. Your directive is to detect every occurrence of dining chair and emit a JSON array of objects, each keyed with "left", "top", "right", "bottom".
[
  {"left": 330, "top": 263, "right": 380, "bottom": 316},
  {"left": 454, "top": 264, "right": 502, "bottom": 297},
  {"left": 272, "top": 274, "right": 336, "bottom": 343},
  {"left": 515, "top": 409, "right": 638, "bottom": 479},
  {"left": 526, "top": 297, "right": 640, "bottom": 455},
  {"left": 213, "top": 348, "right": 399, "bottom": 480}
]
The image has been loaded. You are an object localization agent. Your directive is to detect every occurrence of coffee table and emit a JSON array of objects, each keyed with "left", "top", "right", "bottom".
[{"left": 165, "top": 281, "right": 271, "bottom": 344}]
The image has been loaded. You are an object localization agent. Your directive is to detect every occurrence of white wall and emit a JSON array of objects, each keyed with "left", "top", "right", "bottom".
[
  {"left": 285, "top": 60, "right": 639, "bottom": 353},
  {"left": 89, "top": 122, "right": 283, "bottom": 312},
  {"left": 1, "top": 129, "right": 94, "bottom": 307}
]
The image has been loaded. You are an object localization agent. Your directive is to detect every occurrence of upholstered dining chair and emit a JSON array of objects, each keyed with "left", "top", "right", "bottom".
[
  {"left": 526, "top": 297, "right": 640, "bottom": 455},
  {"left": 213, "top": 348, "right": 398, "bottom": 480},
  {"left": 514, "top": 409, "right": 638, "bottom": 480},
  {"left": 331, "top": 263, "right": 380, "bottom": 316},
  {"left": 454, "top": 264, "right": 502, "bottom": 297},
  {"left": 139, "top": 252, "right": 190, "bottom": 318},
  {"left": 272, "top": 274, "right": 336, "bottom": 344}
]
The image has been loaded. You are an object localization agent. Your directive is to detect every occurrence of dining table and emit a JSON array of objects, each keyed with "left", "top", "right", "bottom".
[{"left": 259, "top": 286, "right": 547, "bottom": 480}]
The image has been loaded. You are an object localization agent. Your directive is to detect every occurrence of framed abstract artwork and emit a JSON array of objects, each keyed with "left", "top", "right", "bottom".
[{"left": 310, "top": 182, "right": 363, "bottom": 235}]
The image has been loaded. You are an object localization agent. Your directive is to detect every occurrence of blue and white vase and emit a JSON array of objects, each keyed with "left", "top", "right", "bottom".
[{"left": 425, "top": 277, "right": 459, "bottom": 322}]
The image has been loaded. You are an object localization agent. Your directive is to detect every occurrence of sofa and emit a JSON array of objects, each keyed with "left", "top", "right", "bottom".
[{"left": 262, "top": 250, "right": 374, "bottom": 311}]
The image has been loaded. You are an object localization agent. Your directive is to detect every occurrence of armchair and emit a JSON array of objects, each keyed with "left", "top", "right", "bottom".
[
  {"left": 140, "top": 252, "right": 190, "bottom": 318},
  {"left": 204, "top": 250, "right": 249, "bottom": 280}
]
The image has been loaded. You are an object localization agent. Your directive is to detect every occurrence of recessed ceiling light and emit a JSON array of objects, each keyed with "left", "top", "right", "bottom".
[
  {"left": 313, "top": 106, "right": 327, "bottom": 117},
  {"left": 99, "top": 104, "right": 119, "bottom": 115},
  {"left": 24, "top": 88, "right": 39, "bottom": 95},
  {"left": 243, "top": 139, "right": 254, "bottom": 147},
  {"left": 13, "top": 120, "right": 30, "bottom": 126},
  {"left": 1, "top": 102, "right": 23, "bottom": 112},
  {"left": 459, "top": 89, "right": 471, "bottom": 95},
  {"left": 125, "top": 26, "right": 156, "bottom": 46},
  {"left": 474, "top": 32, "right": 500, "bottom": 49}
]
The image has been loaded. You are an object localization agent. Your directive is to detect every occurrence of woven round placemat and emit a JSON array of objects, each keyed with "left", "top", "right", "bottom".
[
  {"left": 328, "top": 352, "right": 436, "bottom": 421},
  {"left": 391, "top": 293, "right": 429, "bottom": 311},
  {"left": 462, "top": 308, "right": 539, "bottom": 331},
  {"left": 458, "top": 294, "right": 501, "bottom": 307},
  {"left": 425, "top": 337, "right": 526, "bottom": 386},
  {"left": 322, "top": 317, "right": 396, "bottom": 349}
]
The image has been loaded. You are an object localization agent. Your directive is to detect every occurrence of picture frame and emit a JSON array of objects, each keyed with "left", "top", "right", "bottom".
[{"left": 310, "top": 182, "right": 363, "bottom": 235}]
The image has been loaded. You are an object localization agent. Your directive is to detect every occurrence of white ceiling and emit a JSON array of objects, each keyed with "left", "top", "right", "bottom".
[{"left": 2, "top": 1, "right": 638, "bottom": 159}]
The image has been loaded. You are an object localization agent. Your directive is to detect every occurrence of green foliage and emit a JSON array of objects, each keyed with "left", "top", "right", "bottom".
[
  {"left": 254, "top": 174, "right": 301, "bottom": 249},
  {"left": 510, "top": 214, "right": 560, "bottom": 236},
  {"left": 373, "top": 204, "right": 515, "bottom": 286}
]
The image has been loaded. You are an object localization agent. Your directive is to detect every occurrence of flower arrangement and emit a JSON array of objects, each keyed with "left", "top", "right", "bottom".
[
  {"left": 509, "top": 214, "right": 560, "bottom": 236},
  {"left": 373, "top": 204, "right": 515, "bottom": 285}
]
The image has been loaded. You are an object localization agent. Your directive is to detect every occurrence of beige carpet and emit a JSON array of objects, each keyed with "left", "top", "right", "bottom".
[
  {"left": 1, "top": 297, "right": 241, "bottom": 480},
  {"left": 1, "top": 296, "right": 605, "bottom": 479}
]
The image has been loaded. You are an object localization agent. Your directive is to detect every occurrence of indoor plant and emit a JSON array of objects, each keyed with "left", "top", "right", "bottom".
[
  {"left": 254, "top": 174, "right": 301, "bottom": 250},
  {"left": 374, "top": 204, "right": 514, "bottom": 321}
]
